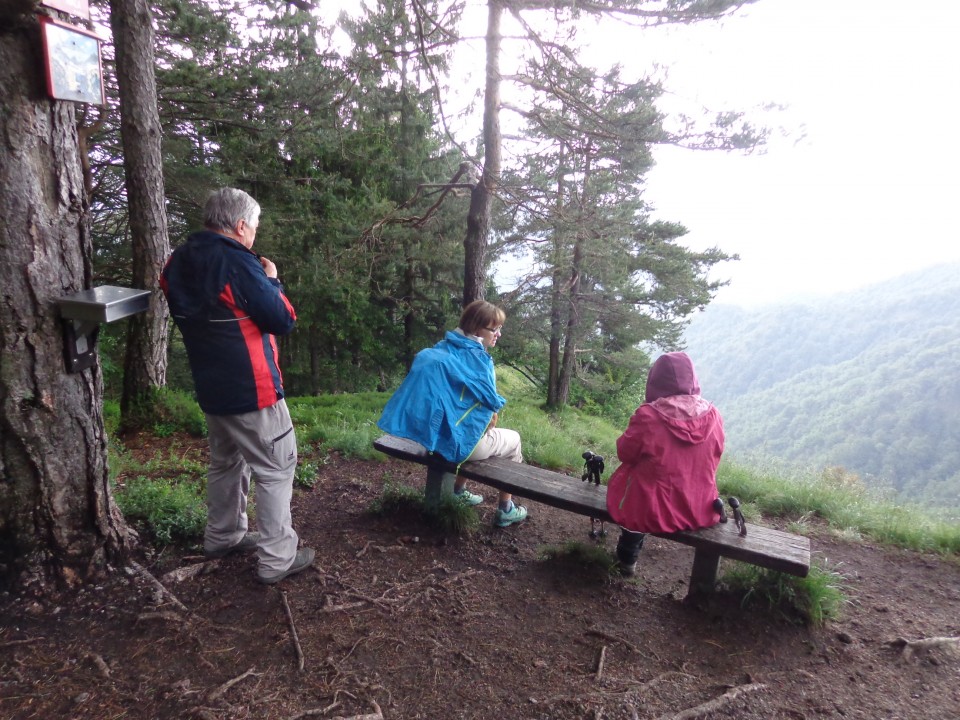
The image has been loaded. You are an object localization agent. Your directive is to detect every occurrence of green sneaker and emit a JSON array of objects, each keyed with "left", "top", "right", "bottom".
[
  {"left": 493, "top": 504, "right": 528, "bottom": 527},
  {"left": 454, "top": 488, "right": 484, "bottom": 506}
]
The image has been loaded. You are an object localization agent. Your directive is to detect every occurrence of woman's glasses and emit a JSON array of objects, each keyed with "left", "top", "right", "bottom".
[{"left": 484, "top": 326, "right": 503, "bottom": 335}]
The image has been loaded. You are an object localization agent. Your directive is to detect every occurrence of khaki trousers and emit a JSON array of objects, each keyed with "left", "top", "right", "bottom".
[
  {"left": 204, "top": 399, "right": 300, "bottom": 574},
  {"left": 467, "top": 427, "right": 523, "bottom": 463}
]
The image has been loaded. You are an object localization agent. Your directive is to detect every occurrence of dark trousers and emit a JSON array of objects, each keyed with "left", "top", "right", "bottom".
[{"left": 616, "top": 529, "right": 646, "bottom": 564}]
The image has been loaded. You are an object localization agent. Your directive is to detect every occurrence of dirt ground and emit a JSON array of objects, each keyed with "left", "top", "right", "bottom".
[{"left": 2, "top": 448, "right": 960, "bottom": 720}]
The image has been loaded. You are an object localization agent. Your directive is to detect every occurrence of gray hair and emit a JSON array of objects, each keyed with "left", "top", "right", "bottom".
[{"left": 203, "top": 188, "right": 261, "bottom": 233}]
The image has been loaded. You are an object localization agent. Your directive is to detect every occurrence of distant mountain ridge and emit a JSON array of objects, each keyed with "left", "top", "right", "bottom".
[{"left": 683, "top": 262, "right": 960, "bottom": 507}]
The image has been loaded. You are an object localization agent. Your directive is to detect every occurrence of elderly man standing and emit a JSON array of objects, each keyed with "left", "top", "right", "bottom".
[{"left": 161, "top": 188, "right": 314, "bottom": 584}]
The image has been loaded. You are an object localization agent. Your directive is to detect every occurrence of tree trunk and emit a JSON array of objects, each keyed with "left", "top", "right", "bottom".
[
  {"left": 462, "top": 0, "right": 503, "bottom": 307},
  {"left": 557, "top": 156, "right": 593, "bottom": 407},
  {"left": 556, "top": 236, "right": 583, "bottom": 406},
  {"left": 111, "top": 0, "right": 171, "bottom": 429},
  {"left": 546, "top": 142, "right": 567, "bottom": 408},
  {"left": 0, "top": 13, "right": 135, "bottom": 590}
]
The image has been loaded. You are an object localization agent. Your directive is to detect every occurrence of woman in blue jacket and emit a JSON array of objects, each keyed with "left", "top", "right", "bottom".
[{"left": 378, "top": 300, "right": 528, "bottom": 527}]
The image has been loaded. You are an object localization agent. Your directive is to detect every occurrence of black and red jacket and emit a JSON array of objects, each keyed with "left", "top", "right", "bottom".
[{"left": 160, "top": 230, "right": 297, "bottom": 415}]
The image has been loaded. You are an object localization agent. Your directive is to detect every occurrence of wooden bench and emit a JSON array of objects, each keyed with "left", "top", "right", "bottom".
[{"left": 374, "top": 434, "right": 811, "bottom": 597}]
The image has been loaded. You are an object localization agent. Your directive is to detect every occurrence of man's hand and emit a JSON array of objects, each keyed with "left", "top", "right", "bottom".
[
  {"left": 260, "top": 255, "right": 278, "bottom": 279},
  {"left": 487, "top": 412, "right": 498, "bottom": 431}
]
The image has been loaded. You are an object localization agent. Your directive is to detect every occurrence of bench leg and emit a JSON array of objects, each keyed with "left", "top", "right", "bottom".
[
  {"left": 688, "top": 549, "right": 720, "bottom": 598},
  {"left": 423, "top": 466, "right": 457, "bottom": 509}
]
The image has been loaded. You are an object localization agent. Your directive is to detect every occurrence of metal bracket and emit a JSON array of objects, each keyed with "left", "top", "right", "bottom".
[{"left": 56, "top": 286, "right": 152, "bottom": 374}]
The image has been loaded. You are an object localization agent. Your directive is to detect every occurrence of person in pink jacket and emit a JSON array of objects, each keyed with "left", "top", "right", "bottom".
[{"left": 605, "top": 352, "right": 725, "bottom": 576}]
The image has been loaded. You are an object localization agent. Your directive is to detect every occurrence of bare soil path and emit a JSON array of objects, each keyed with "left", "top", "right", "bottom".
[{"left": 2, "top": 453, "right": 959, "bottom": 720}]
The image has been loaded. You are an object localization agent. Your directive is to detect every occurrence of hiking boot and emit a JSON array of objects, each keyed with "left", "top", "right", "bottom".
[
  {"left": 204, "top": 532, "right": 261, "bottom": 559},
  {"left": 257, "top": 547, "right": 316, "bottom": 585},
  {"left": 493, "top": 504, "right": 528, "bottom": 528},
  {"left": 454, "top": 488, "right": 484, "bottom": 506},
  {"left": 618, "top": 560, "right": 637, "bottom": 578}
]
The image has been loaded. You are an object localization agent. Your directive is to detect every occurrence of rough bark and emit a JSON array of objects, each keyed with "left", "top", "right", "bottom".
[
  {"left": 0, "top": 12, "right": 134, "bottom": 590},
  {"left": 462, "top": 0, "right": 503, "bottom": 307},
  {"left": 110, "top": 0, "right": 171, "bottom": 427}
]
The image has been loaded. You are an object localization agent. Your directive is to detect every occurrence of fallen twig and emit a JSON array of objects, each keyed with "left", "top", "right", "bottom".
[
  {"left": 333, "top": 701, "right": 384, "bottom": 720},
  {"left": 585, "top": 629, "right": 641, "bottom": 657},
  {"left": 456, "top": 650, "right": 477, "bottom": 666},
  {"left": 131, "top": 561, "right": 189, "bottom": 613},
  {"left": 286, "top": 700, "right": 340, "bottom": 720},
  {"left": 595, "top": 645, "right": 607, "bottom": 682},
  {"left": 136, "top": 611, "right": 184, "bottom": 623},
  {"left": 86, "top": 653, "right": 111, "bottom": 678},
  {"left": 654, "top": 682, "right": 766, "bottom": 720},
  {"left": 321, "top": 601, "right": 367, "bottom": 613},
  {"left": 288, "top": 700, "right": 383, "bottom": 720},
  {"left": 0, "top": 638, "right": 41, "bottom": 649},
  {"left": 634, "top": 670, "right": 698, "bottom": 695},
  {"left": 206, "top": 666, "right": 258, "bottom": 702},
  {"left": 281, "top": 591, "right": 305, "bottom": 672}
]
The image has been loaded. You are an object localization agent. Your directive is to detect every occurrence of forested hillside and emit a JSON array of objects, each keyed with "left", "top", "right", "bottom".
[{"left": 683, "top": 262, "right": 960, "bottom": 508}]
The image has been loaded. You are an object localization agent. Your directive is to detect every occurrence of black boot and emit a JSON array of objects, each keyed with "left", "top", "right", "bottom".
[{"left": 616, "top": 530, "right": 645, "bottom": 577}]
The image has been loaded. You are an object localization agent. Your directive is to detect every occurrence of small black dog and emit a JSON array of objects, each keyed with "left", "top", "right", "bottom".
[
  {"left": 581, "top": 450, "right": 604, "bottom": 486},
  {"left": 581, "top": 451, "right": 606, "bottom": 538}
]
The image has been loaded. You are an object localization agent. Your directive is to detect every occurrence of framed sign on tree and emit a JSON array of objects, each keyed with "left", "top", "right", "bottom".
[{"left": 39, "top": 16, "right": 105, "bottom": 105}]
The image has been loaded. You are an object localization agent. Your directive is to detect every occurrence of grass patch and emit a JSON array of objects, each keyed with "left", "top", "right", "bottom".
[
  {"left": 288, "top": 392, "right": 389, "bottom": 460},
  {"left": 722, "top": 561, "right": 848, "bottom": 627},
  {"left": 718, "top": 461, "right": 960, "bottom": 554},
  {"left": 428, "top": 494, "right": 481, "bottom": 535},
  {"left": 538, "top": 540, "right": 618, "bottom": 580},
  {"left": 104, "top": 378, "right": 960, "bottom": 560},
  {"left": 368, "top": 481, "right": 479, "bottom": 535},
  {"left": 368, "top": 481, "right": 425, "bottom": 516}
]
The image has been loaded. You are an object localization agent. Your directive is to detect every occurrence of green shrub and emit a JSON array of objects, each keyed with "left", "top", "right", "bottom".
[
  {"left": 103, "top": 400, "right": 121, "bottom": 437},
  {"left": 295, "top": 460, "right": 319, "bottom": 489},
  {"left": 114, "top": 475, "right": 206, "bottom": 546},
  {"left": 154, "top": 387, "right": 207, "bottom": 437}
]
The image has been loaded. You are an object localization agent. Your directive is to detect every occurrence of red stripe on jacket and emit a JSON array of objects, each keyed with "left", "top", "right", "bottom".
[{"left": 220, "top": 283, "right": 277, "bottom": 410}]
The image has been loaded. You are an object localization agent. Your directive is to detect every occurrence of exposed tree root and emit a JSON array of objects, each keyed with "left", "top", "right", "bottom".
[
  {"left": 653, "top": 682, "right": 767, "bottom": 720},
  {"left": 161, "top": 561, "right": 219, "bottom": 585},
  {"left": 288, "top": 700, "right": 384, "bottom": 720},
  {"left": 130, "top": 561, "right": 189, "bottom": 612},
  {"left": 205, "top": 666, "right": 258, "bottom": 702},
  {"left": 888, "top": 636, "right": 960, "bottom": 661}
]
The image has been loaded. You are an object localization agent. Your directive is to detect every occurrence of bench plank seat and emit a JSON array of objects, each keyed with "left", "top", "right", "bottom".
[{"left": 374, "top": 434, "right": 811, "bottom": 593}]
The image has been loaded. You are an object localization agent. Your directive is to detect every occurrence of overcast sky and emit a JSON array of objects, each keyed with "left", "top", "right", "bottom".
[
  {"left": 621, "top": 0, "right": 960, "bottom": 306},
  {"left": 327, "top": 1, "right": 960, "bottom": 308}
]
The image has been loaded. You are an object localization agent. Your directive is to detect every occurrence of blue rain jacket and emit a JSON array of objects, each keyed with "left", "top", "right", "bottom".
[{"left": 377, "top": 331, "right": 506, "bottom": 463}]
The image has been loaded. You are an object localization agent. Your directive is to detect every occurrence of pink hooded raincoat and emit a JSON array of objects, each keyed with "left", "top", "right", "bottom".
[{"left": 606, "top": 352, "right": 725, "bottom": 534}]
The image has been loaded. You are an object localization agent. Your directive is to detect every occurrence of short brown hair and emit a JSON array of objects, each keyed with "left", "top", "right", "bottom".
[{"left": 459, "top": 300, "right": 505, "bottom": 336}]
